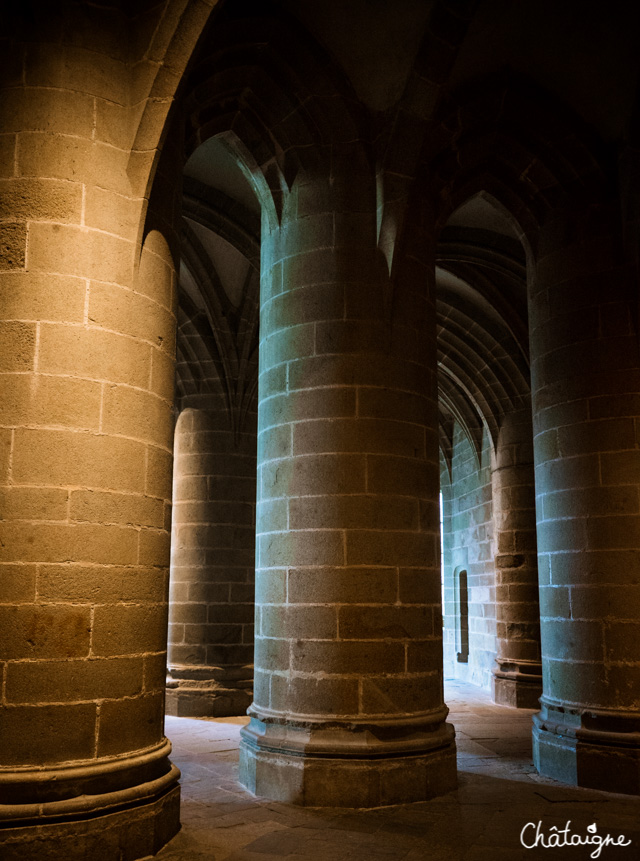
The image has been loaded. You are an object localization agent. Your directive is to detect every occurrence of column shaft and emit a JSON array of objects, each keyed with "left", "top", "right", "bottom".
[
  {"left": 492, "top": 404, "right": 542, "bottom": 708},
  {"left": 0, "top": 32, "right": 181, "bottom": 855},
  {"left": 530, "top": 212, "right": 640, "bottom": 792},
  {"left": 239, "top": 163, "right": 456, "bottom": 807},
  {"left": 167, "top": 403, "right": 256, "bottom": 716}
]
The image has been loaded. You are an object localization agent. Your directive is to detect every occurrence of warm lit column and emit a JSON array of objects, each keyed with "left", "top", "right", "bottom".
[
  {"left": 530, "top": 209, "right": 640, "bottom": 792},
  {"left": 167, "top": 401, "right": 256, "bottom": 716},
  {"left": 0, "top": 33, "right": 180, "bottom": 856},
  {"left": 239, "top": 158, "right": 456, "bottom": 807},
  {"left": 492, "top": 402, "right": 542, "bottom": 708}
]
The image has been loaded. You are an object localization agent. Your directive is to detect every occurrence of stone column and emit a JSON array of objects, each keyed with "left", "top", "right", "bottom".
[
  {"left": 491, "top": 403, "right": 542, "bottom": 708},
  {"left": 0, "top": 28, "right": 180, "bottom": 857},
  {"left": 530, "top": 209, "right": 640, "bottom": 793},
  {"left": 167, "top": 400, "right": 256, "bottom": 716},
  {"left": 238, "top": 158, "right": 457, "bottom": 807}
]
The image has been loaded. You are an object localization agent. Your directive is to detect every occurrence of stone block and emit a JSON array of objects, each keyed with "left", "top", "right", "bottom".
[
  {"left": 288, "top": 566, "right": 397, "bottom": 604},
  {"left": 314, "top": 319, "right": 388, "bottom": 355},
  {"left": 367, "top": 454, "right": 431, "bottom": 497},
  {"left": 98, "top": 692, "right": 164, "bottom": 756},
  {"left": 259, "top": 322, "right": 315, "bottom": 368},
  {"left": 0, "top": 486, "right": 69, "bottom": 522},
  {"left": 0, "top": 177, "right": 83, "bottom": 223},
  {"left": 18, "top": 134, "right": 131, "bottom": 197},
  {"left": 0, "top": 604, "right": 91, "bottom": 660},
  {"left": 38, "top": 323, "right": 151, "bottom": 388},
  {"left": 139, "top": 528, "right": 172, "bottom": 567},
  {"left": 0, "top": 134, "right": 16, "bottom": 178},
  {"left": 208, "top": 603, "right": 253, "bottom": 624},
  {"left": 256, "top": 497, "right": 288, "bottom": 533},
  {"left": 258, "top": 364, "right": 287, "bottom": 399},
  {"left": 92, "top": 603, "right": 168, "bottom": 656},
  {"left": 0, "top": 519, "right": 139, "bottom": 566},
  {"left": 265, "top": 281, "right": 344, "bottom": 331},
  {"left": 0, "top": 272, "right": 86, "bottom": 322},
  {"left": 184, "top": 623, "right": 242, "bottom": 646},
  {"left": 143, "top": 652, "right": 168, "bottom": 692},
  {"left": 406, "top": 639, "right": 444, "bottom": 671},
  {"left": 289, "top": 493, "right": 419, "bottom": 531},
  {"left": 261, "top": 605, "right": 337, "bottom": 640},
  {"left": 254, "top": 636, "right": 291, "bottom": 672},
  {"left": 84, "top": 186, "right": 140, "bottom": 238},
  {"left": 150, "top": 345, "right": 175, "bottom": 401},
  {"left": 37, "top": 564, "right": 166, "bottom": 603},
  {"left": 604, "top": 621, "right": 640, "bottom": 661},
  {"left": 0, "top": 564, "right": 37, "bottom": 603},
  {"left": 339, "top": 605, "right": 434, "bottom": 640},
  {"left": 586, "top": 514, "right": 640, "bottom": 550},
  {"left": 270, "top": 675, "right": 359, "bottom": 715},
  {"left": 260, "top": 388, "right": 357, "bottom": 432},
  {"left": 89, "top": 282, "right": 176, "bottom": 353},
  {"left": 291, "top": 640, "right": 405, "bottom": 674},
  {"left": 0, "top": 320, "right": 34, "bottom": 369},
  {"left": 258, "top": 529, "right": 344, "bottom": 567},
  {"left": 143, "top": 440, "right": 172, "bottom": 494},
  {"left": 257, "top": 423, "right": 291, "bottom": 461},
  {"left": 70, "top": 489, "right": 164, "bottom": 528},
  {"left": 398, "top": 569, "right": 442, "bottom": 604},
  {"left": 542, "top": 619, "right": 603, "bottom": 662},
  {"left": 170, "top": 603, "right": 207, "bottom": 625},
  {"left": 0, "top": 223, "right": 26, "bottom": 270},
  {"left": 346, "top": 530, "right": 437, "bottom": 567},
  {"left": 600, "top": 450, "right": 640, "bottom": 485},
  {"left": 5, "top": 656, "right": 144, "bottom": 703},
  {"left": 185, "top": 583, "right": 230, "bottom": 603},
  {"left": 0, "top": 702, "right": 96, "bottom": 766},
  {"left": 254, "top": 569, "right": 287, "bottom": 604}
]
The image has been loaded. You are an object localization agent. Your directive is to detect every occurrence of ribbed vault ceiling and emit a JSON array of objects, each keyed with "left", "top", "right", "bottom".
[
  {"left": 178, "top": 173, "right": 531, "bottom": 467},
  {"left": 174, "top": 1, "right": 553, "bottom": 464},
  {"left": 436, "top": 205, "right": 530, "bottom": 470}
]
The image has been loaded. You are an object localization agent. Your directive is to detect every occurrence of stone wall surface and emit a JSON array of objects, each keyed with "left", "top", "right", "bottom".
[{"left": 442, "top": 425, "right": 495, "bottom": 691}]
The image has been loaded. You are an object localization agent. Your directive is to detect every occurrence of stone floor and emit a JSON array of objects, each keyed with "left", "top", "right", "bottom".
[{"left": 153, "top": 680, "right": 640, "bottom": 860}]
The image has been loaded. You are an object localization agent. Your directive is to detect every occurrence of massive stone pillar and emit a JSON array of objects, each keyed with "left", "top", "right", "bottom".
[
  {"left": 167, "top": 401, "right": 256, "bottom": 716},
  {"left": 492, "top": 403, "right": 542, "bottom": 708},
  {"left": 0, "top": 22, "right": 181, "bottom": 857},
  {"left": 530, "top": 209, "right": 640, "bottom": 793},
  {"left": 239, "top": 160, "right": 457, "bottom": 807}
]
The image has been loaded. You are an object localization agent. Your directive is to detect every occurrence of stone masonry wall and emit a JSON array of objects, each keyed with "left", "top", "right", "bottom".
[{"left": 442, "top": 423, "right": 496, "bottom": 691}]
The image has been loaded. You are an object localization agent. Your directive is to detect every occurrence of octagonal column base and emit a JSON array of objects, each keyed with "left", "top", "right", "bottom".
[
  {"left": 493, "top": 660, "right": 542, "bottom": 709},
  {"left": 166, "top": 666, "right": 253, "bottom": 717},
  {"left": 533, "top": 700, "right": 640, "bottom": 794},
  {"left": 0, "top": 740, "right": 180, "bottom": 859},
  {"left": 0, "top": 784, "right": 179, "bottom": 861},
  {"left": 239, "top": 713, "right": 457, "bottom": 807}
]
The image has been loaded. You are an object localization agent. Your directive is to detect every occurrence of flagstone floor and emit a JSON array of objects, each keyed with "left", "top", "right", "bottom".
[{"left": 153, "top": 679, "right": 640, "bottom": 860}]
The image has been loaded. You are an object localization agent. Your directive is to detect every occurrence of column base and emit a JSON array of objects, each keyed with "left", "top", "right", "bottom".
[
  {"left": 533, "top": 699, "right": 640, "bottom": 794},
  {"left": 166, "top": 665, "right": 253, "bottom": 717},
  {"left": 0, "top": 740, "right": 180, "bottom": 859},
  {"left": 492, "top": 660, "right": 542, "bottom": 709},
  {"left": 239, "top": 711, "right": 457, "bottom": 807}
]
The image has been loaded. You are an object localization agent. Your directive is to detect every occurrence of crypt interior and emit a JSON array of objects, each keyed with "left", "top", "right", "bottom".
[{"left": 1, "top": 0, "right": 640, "bottom": 857}]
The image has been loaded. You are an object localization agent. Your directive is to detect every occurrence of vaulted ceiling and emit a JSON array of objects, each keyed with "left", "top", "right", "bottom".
[{"left": 175, "top": 0, "right": 640, "bottom": 463}]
